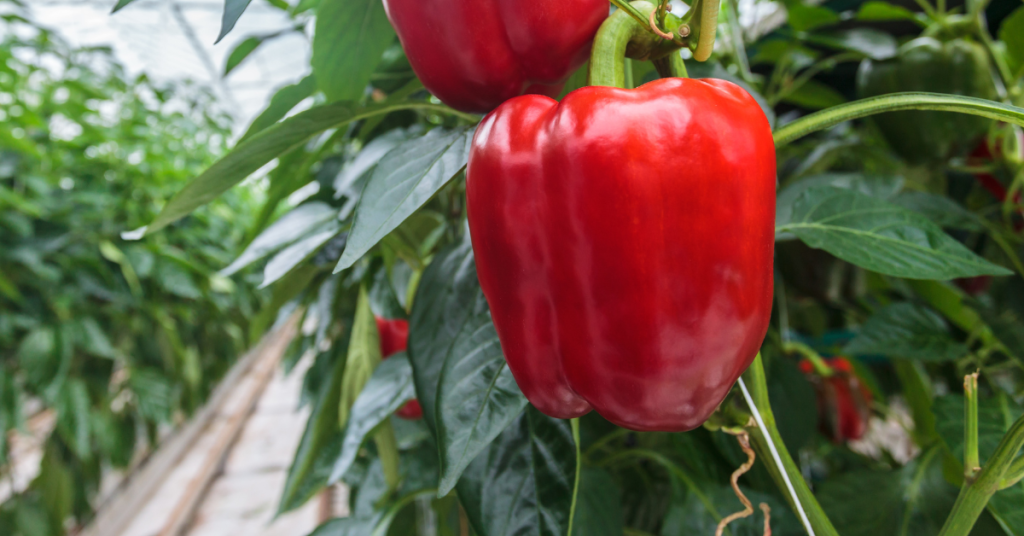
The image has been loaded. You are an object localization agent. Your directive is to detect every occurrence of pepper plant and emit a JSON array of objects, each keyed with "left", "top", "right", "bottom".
[
  {"left": 111, "top": 0, "right": 1024, "bottom": 534},
  {"left": 0, "top": 12, "right": 264, "bottom": 534}
]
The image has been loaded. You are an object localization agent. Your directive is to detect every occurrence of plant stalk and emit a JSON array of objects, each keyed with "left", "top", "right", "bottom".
[
  {"left": 964, "top": 373, "right": 981, "bottom": 480},
  {"left": 773, "top": 93, "right": 1024, "bottom": 148},
  {"left": 740, "top": 355, "right": 840, "bottom": 536},
  {"left": 937, "top": 412, "right": 1024, "bottom": 536}
]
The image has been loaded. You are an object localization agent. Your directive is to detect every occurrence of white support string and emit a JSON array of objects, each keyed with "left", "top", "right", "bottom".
[{"left": 737, "top": 377, "right": 816, "bottom": 536}]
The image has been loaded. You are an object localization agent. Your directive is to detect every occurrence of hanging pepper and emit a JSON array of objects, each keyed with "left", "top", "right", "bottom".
[
  {"left": 799, "top": 357, "right": 873, "bottom": 442},
  {"left": 466, "top": 3, "right": 774, "bottom": 431},
  {"left": 381, "top": 0, "right": 608, "bottom": 114},
  {"left": 857, "top": 37, "right": 997, "bottom": 163},
  {"left": 375, "top": 316, "right": 423, "bottom": 420}
]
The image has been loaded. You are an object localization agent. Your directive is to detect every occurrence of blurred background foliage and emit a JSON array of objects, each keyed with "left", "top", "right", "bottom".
[{"left": 0, "top": 11, "right": 265, "bottom": 534}]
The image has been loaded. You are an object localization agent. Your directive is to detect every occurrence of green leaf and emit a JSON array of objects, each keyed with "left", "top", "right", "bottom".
[
  {"left": 216, "top": 0, "right": 253, "bottom": 43},
  {"left": 224, "top": 36, "right": 261, "bottom": 76},
  {"left": 934, "top": 394, "right": 1023, "bottom": 465},
  {"left": 261, "top": 220, "right": 341, "bottom": 288},
  {"left": 776, "top": 173, "right": 903, "bottom": 230},
  {"left": 456, "top": 407, "right": 577, "bottom": 536},
  {"left": 664, "top": 482, "right": 801, "bottom": 535},
  {"left": 328, "top": 354, "right": 416, "bottom": 484},
  {"left": 435, "top": 295, "right": 527, "bottom": 496},
  {"left": 817, "top": 451, "right": 958, "bottom": 536},
  {"left": 111, "top": 0, "right": 140, "bottom": 12},
  {"left": 407, "top": 233, "right": 477, "bottom": 434},
  {"left": 240, "top": 75, "right": 317, "bottom": 142},
  {"left": 781, "top": 79, "right": 848, "bottom": 110},
  {"left": 338, "top": 287, "right": 383, "bottom": 428},
  {"left": 856, "top": 1, "right": 922, "bottom": 23},
  {"left": 334, "top": 127, "right": 422, "bottom": 197},
  {"left": 988, "top": 484, "right": 1024, "bottom": 534},
  {"left": 998, "top": 7, "right": 1024, "bottom": 77},
  {"left": 779, "top": 185, "right": 1012, "bottom": 279},
  {"left": 311, "top": 0, "right": 395, "bottom": 102},
  {"left": 141, "top": 100, "right": 471, "bottom": 235},
  {"left": 787, "top": 4, "right": 839, "bottom": 31},
  {"left": 768, "top": 357, "right": 818, "bottom": 452},
  {"left": 336, "top": 127, "right": 475, "bottom": 271},
  {"left": 278, "top": 343, "right": 348, "bottom": 514},
  {"left": 570, "top": 467, "right": 624, "bottom": 536},
  {"left": 222, "top": 202, "right": 337, "bottom": 276},
  {"left": 17, "top": 327, "right": 57, "bottom": 387},
  {"left": 56, "top": 379, "right": 92, "bottom": 460},
  {"left": 806, "top": 28, "right": 898, "bottom": 60},
  {"left": 844, "top": 303, "right": 967, "bottom": 361},
  {"left": 892, "top": 191, "right": 985, "bottom": 231}
]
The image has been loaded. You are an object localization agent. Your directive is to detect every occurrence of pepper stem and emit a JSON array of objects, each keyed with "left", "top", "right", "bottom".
[{"left": 589, "top": 1, "right": 691, "bottom": 88}]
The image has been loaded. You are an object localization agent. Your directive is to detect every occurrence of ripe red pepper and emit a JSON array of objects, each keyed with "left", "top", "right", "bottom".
[
  {"left": 799, "top": 357, "right": 873, "bottom": 442},
  {"left": 381, "top": 0, "right": 608, "bottom": 113},
  {"left": 467, "top": 78, "right": 776, "bottom": 431},
  {"left": 375, "top": 316, "right": 423, "bottom": 420}
]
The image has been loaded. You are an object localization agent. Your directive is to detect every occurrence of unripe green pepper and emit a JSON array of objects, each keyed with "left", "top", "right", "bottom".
[{"left": 856, "top": 37, "right": 997, "bottom": 163}]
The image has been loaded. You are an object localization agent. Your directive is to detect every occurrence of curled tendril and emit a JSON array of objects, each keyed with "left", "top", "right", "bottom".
[
  {"left": 715, "top": 430, "right": 772, "bottom": 536},
  {"left": 648, "top": 9, "right": 675, "bottom": 40}
]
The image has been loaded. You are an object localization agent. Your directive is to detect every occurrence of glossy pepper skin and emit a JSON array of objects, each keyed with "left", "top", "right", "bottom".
[
  {"left": 857, "top": 37, "right": 996, "bottom": 163},
  {"left": 799, "top": 358, "right": 873, "bottom": 442},
  {"left": 381, "top": 0, "right": 608, "bottom": 114},
  {"left": 467, "top": 78, "right": 776, "bottom": 432},
  {"left": 375, "top": 316, "right": 423, "bottom": 420}
]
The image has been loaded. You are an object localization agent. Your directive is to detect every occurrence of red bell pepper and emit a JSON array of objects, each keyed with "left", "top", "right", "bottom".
[
  {"left": 466, "top": 76, "right": 776, "bottom": 431},
  {"left": 375, "top": 316, "right": 423, "bottom": 420},
  {"left": 381, "top": 0, "right": 608, "bottom": 113},
  {"left": 799, "top": 357, "right": 873, "bottom": 442}
]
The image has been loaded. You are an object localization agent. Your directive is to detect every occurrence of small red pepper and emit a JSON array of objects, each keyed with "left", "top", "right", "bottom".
[
  {"left": 381, "top": 0, "right": 608, "bottom": 113},
  {"left": 799, "top": 357, "right": 873, "bottom": 442},
  {"left": 375, "top": 316, "right": 423, "bottom": 420},
  {"left": 467, "top": 78, "right": 776, "bottom": 431}
]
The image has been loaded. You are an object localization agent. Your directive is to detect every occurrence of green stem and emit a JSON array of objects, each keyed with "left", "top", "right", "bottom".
[
  {"left": 590, "top": 2, "right": 680, "bottom": 88},
  {"left": 773, "top": 93, "right": 1024, "bottom": 148},
  {"left": 652, "top": 52, "right": 688, "bottom": 79},
  {"left": 740, "top": 355, "right": 841, "bottom": 536},
  {"left": 782, "top": 340, "right": 833, "bottom": 377},
  {"left": 567, "top": 417, "right": 582, "bottom": 536},
  {"left": 938, "top": 412, "right": 1024, "bottom": 536},
  {"left": 965, "top": 373, "right": 981, "bottom": 480},
  {"left": 608, "top": 0, "right": 658, "bottom": 30}
]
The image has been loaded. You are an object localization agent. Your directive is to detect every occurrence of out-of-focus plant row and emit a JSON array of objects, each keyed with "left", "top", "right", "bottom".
[{"left": 0, "top": 13, "right": 265, "bottom": 534}]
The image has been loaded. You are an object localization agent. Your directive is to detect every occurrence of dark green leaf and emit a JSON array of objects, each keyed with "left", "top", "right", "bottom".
[
  {"left": 817, "top": 452, "right": 957, "bottom": 536},
  {"left": 141, "top": 100, "right": 468, "bottom": 235},
  {"left": 338, "top": 287, "right": 382, "bottom": 428},
  {"left": 222, "top": 202, "right": 337, "bottom": 276},
  {"left": 336, "top": 127, "right": 475, "bottom": 271},
  {"left": 570, "top": 467, "right": 623, "bottom": 536},
  {"left": 893, "top": 192, "right": 985, "bottom": 231},
  {"left": 408, "top": 233, "right": 478, "bottom": 434},
  {"left": 224, "top": 36, "right": 261, "bottom": 76},
  {"left": 806, "top": 28, "right": 898, "bottom": 60},
  {"left": 663, "top": 482, "right": 802, "bottom": 535},
  {"left": 311, "top": 0, "right": 395, "bottom": 102},
  {"left": 787, "top": 4, "right": 839, "bottom": 31},
  {"left": 334, "top": 127, "right": 422, "bottom": 198},
  {"left": 999, "top": 7, "right": 1024, "bottom": 77},
  {"left": 856, "top": 1, "right": 924, "bottom": 22},
  {"left": 776, "top": 173, "right": 903, "bottom": 230},
  {"left": 435, "top": 298, "right": 527, "bottom": 495},
  {"left": 780, "top": 79, "right": 847, "bottom": 110},
  {"left": 988, "top": 484, "right": 1024, "bottom": 534},
  {"left": 845, "top": 303, "right": 967, "bottom": 360},
  {"left": 240, "top": 75, "right": 317, "bottom": 142},
  {"left": 216, "top": 0, "right": 254, "bottom": 43},
  {"left": 261, "top": 220, "right": 341, "bottom": 287},
  {"left": 329, "top": 354, "right": 416, "bottom": 484},
  {"left": 457, "top": 407, "right": 577, "bottom": 536},
  {"left": 768, "top": 357, "right": 818, "bottom": 451},
  {"left": 111, "top": 0, "right": 140, "bottom": 12},
  {"left": 780, "top": 186, "right": 1012, "bottom": 279}
]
